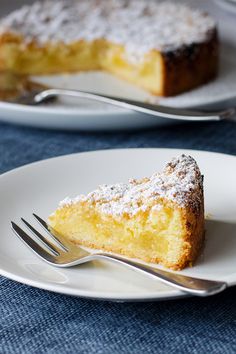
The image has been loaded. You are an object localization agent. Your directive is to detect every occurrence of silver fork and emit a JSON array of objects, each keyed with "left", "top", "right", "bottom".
[
  {"left": 11, "top": 214, "right": 227, "bottom": 297},
  {"left": 14, "top": 87, "right": 236, "bottom": 122}
]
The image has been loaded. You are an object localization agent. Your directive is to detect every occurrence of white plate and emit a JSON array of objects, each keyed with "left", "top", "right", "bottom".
[
  {"left": 0, "top": 0, "right": 236, "bottom": 130},
  {"left": 0, "top": 148, "right": 236, "bottom": 302}
]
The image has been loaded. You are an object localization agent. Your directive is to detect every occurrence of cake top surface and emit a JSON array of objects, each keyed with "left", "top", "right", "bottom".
[
  {"left": 60, "top": 154, "right": 203, "bottom": 216},
  {"left": 0, "top": 0, "right": 216, "bottom": 58}
]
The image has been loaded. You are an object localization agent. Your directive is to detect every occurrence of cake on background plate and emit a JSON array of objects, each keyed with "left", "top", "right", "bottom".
[
  {"left": 0, "top": 0, "right": 218, "bottom": 96},
  {"left": 49, "top": 155, "right": 205, "bottom": 270}
]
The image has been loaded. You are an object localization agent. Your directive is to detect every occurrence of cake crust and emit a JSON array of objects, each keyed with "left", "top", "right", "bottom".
[{"left": 162, "top": 30, "right": 218, "bottom": 96}]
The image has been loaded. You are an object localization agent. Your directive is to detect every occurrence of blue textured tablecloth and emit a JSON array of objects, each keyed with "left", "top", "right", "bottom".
[{"left": 1, "top": 120, "right": 236, "bottom": 354}]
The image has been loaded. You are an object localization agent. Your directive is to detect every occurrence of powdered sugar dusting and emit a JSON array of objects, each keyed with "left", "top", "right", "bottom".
[
  {"left": 0, "top": 0, "right": 216, "bottom": 60},
  {"left": 60, "top": 155, "right": 203, "bottom": 216}
]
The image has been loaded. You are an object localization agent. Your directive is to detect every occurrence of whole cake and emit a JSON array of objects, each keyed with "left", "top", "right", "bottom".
[
  {"left": 0, "top": 0, "right": 218, "bottom": 96},
  {"left": 49, "top": 155, "right": 205, "bottom": 270}
]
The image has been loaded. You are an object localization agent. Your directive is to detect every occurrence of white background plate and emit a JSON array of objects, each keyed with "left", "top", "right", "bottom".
[
  {"left": 0, "top": 0, "right": 236, "bottom": 130},
  {"left": 0, "top": 148, "right": 236, "bottom": 301}
]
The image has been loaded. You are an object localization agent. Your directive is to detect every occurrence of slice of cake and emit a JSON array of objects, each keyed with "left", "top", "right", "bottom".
[
  {"left": 49, "top": 155, "right": 204, "bottom": 270},
  {"left": 0, "top": 0, "right": 218, "bottom": 96}
]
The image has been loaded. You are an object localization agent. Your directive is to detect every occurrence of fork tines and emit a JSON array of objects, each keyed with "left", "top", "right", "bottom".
[{"left": 11, "top": 214, "right": 69, "bottom": 262}]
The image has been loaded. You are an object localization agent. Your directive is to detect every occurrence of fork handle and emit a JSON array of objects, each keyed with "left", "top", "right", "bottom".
[
  {"left": 34, "top": 88, "right": 236, "bottom": 122},
  {"left": 93, "top": 253, "right": 227, "bottom": 297}
]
